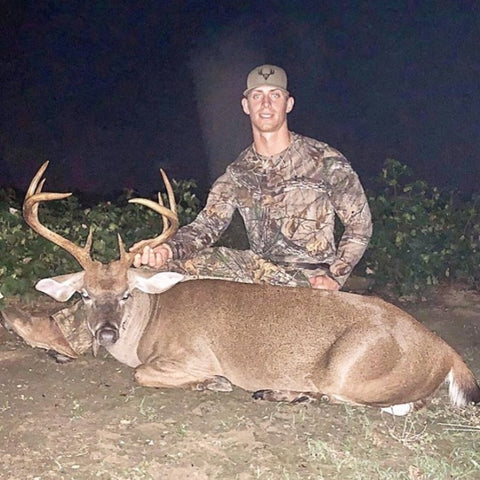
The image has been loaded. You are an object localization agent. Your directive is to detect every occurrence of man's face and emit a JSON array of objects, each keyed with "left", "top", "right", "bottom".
[{"left": 241, "top": 86, "right": 294, "bottom": 134}]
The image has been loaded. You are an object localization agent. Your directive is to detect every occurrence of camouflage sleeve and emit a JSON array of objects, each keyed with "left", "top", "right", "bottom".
[
  {"left": 326, "top": 157, "right": 372, "bottom": 285},
  {"left": 166, "top": 171, "right": 238, "bottom": 260}
]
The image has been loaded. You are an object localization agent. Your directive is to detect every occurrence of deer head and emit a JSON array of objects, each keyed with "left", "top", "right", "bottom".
[{"left": 23, "top": 162, "right": 184, "bottom": 350}]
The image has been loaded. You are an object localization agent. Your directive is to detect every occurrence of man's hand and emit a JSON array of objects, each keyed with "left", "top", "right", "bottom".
[
  {"left": 309, "top": 274, "right": 340, "bottom": 291},
  {"left": 132, "top": 245, "right": 172, "bottom": 269}
]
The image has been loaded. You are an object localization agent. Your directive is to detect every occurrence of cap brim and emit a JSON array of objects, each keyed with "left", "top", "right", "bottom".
[{"left": 243, "top": 87, "right": 289, "bottom": 97}]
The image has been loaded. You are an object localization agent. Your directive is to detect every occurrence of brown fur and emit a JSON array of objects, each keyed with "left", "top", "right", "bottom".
[
  {"left": 23, "top": 162, "right": 480, "bottom": 413},
  {"left": 107, "top": 279, "right": 480, "bottom": 411}
]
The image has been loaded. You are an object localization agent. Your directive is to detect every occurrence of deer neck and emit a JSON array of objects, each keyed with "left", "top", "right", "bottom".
[{"left": 104, "top": 291, "right": 153, "bottom": 367}]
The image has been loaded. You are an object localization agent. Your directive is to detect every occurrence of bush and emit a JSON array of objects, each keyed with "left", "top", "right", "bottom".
[
  {"left": 362, "top": 159, "right": 480, "bottom": 294},
  {"left": 1, "top": 159, "right": 479, "bottom": 301},
  {"left": 0, "top": 179, "right": 200, "bottom": 299}
]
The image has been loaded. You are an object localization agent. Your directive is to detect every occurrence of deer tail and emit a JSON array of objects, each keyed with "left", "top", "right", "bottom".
[{"left": 447, "top": 353, "right": 480, "bottom": 407}]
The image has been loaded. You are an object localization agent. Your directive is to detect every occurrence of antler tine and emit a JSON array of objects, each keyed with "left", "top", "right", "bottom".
[
  {"left": 23, "top": 161, "right": 94, "bottom": 269},
  {"left": 127, "top": 168, "right": 179, "bottom": 257},
  {"left": 26, "top": 161, "right": 49, "bottom": 198},
  {"left": 160, "top": 168, "right": 177, "bottom": 215},
  {"left": 156, "top": 191, "right": 168, "bottom": 236},
  {"left": 118, "top": 233, "right": 129, "bottom": 263}
]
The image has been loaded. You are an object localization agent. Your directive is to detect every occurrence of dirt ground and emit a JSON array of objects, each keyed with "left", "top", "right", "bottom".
[{"left": 1, "top": 287, "right": 479, "bottom": 480}]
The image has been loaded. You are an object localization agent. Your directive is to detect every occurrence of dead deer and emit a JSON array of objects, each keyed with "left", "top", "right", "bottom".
[{"left": 23, "top": 162, "right": 480, "bottom": 415}]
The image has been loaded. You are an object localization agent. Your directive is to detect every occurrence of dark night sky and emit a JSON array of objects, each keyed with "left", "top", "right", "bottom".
[{"left": 1, "top": 1, "right": 479, "bottom": 199}]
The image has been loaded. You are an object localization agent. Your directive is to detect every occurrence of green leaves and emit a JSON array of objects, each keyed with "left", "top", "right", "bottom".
[
  {"left": 0, "top": 180, "right": 200, "bottom": 298},
  {"left": 1, "top": 160, "right": 479, "bottom": 299},
  {"left": 362, "top": 159, "right": 480, "bottom": 294}
]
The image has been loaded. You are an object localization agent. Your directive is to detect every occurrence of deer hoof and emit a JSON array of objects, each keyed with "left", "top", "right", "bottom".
[
  {"left": 195, "top": 375, "right": 233, "bottom": 392},
  {"left": 47, "top": 350, "right": 75, "bottom": 364},
  {"left": 253, "top": 389, "right": 320, "bottom": 403},
  {"left": 291, "top": 395, "right": 311, "bottom": 404},
  {"left": 252, "top": 389, "right": 285, "bottom": 402}
]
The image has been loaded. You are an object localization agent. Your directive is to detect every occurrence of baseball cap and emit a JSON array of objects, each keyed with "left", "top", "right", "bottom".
[{"left": 243, "top": 64, "right": 288, "bottom": 96}]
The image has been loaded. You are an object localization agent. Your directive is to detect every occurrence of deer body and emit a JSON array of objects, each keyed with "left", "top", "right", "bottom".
[
  {"left": 24, "top": 162, "right": 480, "bottom": 415},
  {"left": 98, "top": 278, "right": 469, "bottom": 411}
]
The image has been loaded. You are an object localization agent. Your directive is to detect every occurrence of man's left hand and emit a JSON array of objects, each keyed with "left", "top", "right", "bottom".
[{"left": 309, "top": 274, "right": 340, "bottom": 291}]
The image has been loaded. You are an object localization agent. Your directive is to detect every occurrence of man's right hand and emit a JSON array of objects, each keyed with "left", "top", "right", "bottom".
[
  {"left": 309, "top": 274, "right": 340, "bottom": 291},
  {"left": 132, "top": 245, "right": 172, "bottom": 269}
]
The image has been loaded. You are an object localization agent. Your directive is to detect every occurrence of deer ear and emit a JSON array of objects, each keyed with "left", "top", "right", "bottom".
[
  {"left": 35, "top": 271, "right": 86, "bottom": 302},
  {"left": 128, "top": 270, "right": 184, "bottom": 294}
]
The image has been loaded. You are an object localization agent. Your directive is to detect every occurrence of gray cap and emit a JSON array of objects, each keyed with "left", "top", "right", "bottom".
[{"left": 243, "top": 64, "right": 288, "bottom": 96}]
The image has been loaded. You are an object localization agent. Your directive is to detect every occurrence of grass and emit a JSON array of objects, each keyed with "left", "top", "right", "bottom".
[
  {"left": 138, "top": 395, "right": 159, "bottom": 421},
  {"left": 295, "top": 404, "right": 480, "bottom": 480},
  {"left": 2, "top": 310, "right": 479, "bottom": 480}
]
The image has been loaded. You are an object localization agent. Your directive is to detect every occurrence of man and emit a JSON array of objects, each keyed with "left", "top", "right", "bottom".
[
  {"left": 133, "top": 64, "right": 372, "bottom": 290},
  {"left": 1, "top": 64, "right": 372, "bottom": 358}
]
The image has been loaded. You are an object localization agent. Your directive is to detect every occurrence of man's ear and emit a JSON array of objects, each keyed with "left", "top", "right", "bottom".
[
  {"left": 241, "top": 97, "right": 250, "bottom": 115},
  {"left": 286, "top": 96, "right": 295, "bottom": 113}
]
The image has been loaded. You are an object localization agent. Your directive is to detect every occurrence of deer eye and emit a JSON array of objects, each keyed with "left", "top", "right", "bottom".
[
  {"left": 121, "top": 291, "right": 131, "bottom": 301},
  {"left": 81, "top": 290, "right": 91, "bottom": 300}
]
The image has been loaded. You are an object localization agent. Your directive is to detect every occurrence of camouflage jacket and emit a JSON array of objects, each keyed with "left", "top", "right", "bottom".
[{"left": 167, "top": 132, "right": 372, "bottom": 285}]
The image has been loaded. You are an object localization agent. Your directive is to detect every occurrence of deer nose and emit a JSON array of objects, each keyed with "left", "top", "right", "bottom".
[{"left": 96, "top": 324, "right": 119, "bottom": 346}]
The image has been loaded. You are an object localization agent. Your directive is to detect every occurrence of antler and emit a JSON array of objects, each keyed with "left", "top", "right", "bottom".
[
  {"left": 23, "top": 161, "right": 94, "bottom": 269},
  {"left": 24, "top": 162, "right": 179, "bottom": 268},
  {"left": 120, "top": 169, "right": 179, "bottom": 263}
]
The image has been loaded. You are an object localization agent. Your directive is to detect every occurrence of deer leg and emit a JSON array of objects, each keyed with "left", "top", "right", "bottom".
[
  {"left": 134, "top": 362, "right": 232, "bottom": 392},
  {"left": 194, "top": 375, "right": 233, "bottom": 392},
  {"left": 252, "top": 389, "right": 328, "bottom": 404}
]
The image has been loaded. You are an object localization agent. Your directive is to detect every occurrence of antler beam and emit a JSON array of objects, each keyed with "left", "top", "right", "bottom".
[
  {"left": 24, "top": 162, "right": 179, "bottom": 268},
  {"left": 23, "top": 161, "right": 94, "bottom": 269},
  {"left": 124, "top": 169, "right": 179, "bottom": 261}
]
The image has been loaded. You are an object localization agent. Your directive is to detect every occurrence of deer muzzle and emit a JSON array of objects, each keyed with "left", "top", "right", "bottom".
[{"left": 95, "top": 323, "right": 119, "bottom": 346}]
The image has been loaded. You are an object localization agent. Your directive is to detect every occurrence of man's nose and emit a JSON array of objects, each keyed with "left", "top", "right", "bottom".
[{"left": 261, "top": 95, "right": 271, "bottom": 106}]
